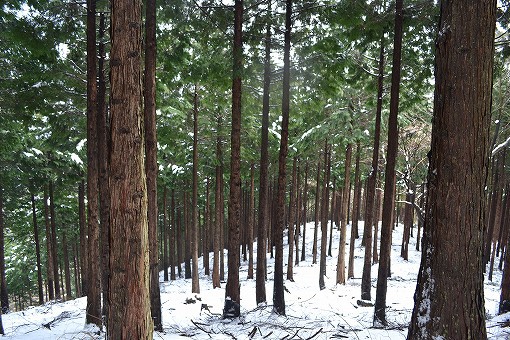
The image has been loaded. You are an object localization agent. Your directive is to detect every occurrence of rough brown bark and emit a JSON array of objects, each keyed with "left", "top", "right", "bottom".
[
  {"left": 408, "top": 0, "right": 495, "bottom": 337},
  {"left": 224, "top": 0, "right": 243, "bottom": 315},
  {"left": 97, "top": 11, "right": 110, "bottom": 322},
  {"left": 295, "top": 164, "right": 301, "bottom": 266},
  {"left": 374, "top": 0, "right": 403, "bottom": 325},
  {"left": 256, "top": 15, "right": 271, "bottom": 302},
  {"left": 204, "top": 179, "right": 210, "bottom": 276},
  {"left": 45, "top": 186, "right": 55, "bottom": 301},
  {"left": 144, "top": 0, "right": 162, "bottom": 329},
  {"left": 273, "top": 0, "right": 292, "bottom": 316},
  {"left": 213, "top": 128, "right": 222, "bottom": 289},
  {"left": 85, "top": 0, "right": 100, "bottom": 326},
  {"left": 107, "top": 0, "right": 153, "bottom": 336}
]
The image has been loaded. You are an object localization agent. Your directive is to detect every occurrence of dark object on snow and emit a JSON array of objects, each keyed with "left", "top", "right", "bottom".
[
  {"left": 356, "top": 299, "right": 374, "bottom": 307},
  {"left": 223, "top": 297, "right": 240, "bottom": 318},
  {"left": 501, "top": 300, "right": 510, "bottom": 314}
]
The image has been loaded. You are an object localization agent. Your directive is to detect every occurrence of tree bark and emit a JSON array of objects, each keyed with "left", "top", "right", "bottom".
[
  {"left": 85, "top": 0, "right": 100, "bottom": 327},
  {"left": 170, "top": 188, "right": 176, "bottom": 281},
  {"left": 337, "top": 143, "right": 352, "bottom": 284},
  {"left": 273, "top": 0, "right": 292, "bottom": 316},
  {"left": 191, "top": 86, "right": 200, "bottom": 295},
  {"left": 247, "top": 164, "right": 255, "bottom": 279},
  {"left": 31, "top": 193, "right": 44, "bottom": 305},
  {"left": 301, "top": 162, "right": 309, "bottom": 262},
  {"left": 107, "top": 0, "right": 153, "bottom": 336},
  {"left": 62, "top": 232, "right": 72, "bottom": 300},
  {"left": 374, "top": 0, "right": 403, "bottom": 325},
  {"left": 256, "top": 14, "right": 271, "bottom": 303},
  {"left": 213, "top": 123, "right": 222, "bottom": 289},
  {"left": 408, "top": 0, "right": 495, "bottom": 337},
  {"left": 204, "top": 179, "right": 210, "bottom": 276},
  {"left": 45, "top": 186, "right": 55, "bottom": 301},
  {"left": 224, "top": 0, "right": 243, "bottom": 316},
  {"left": 163, "top": 187, "right": 169, "bottom": 281},
  {"left": 78, "top": 181, "right": 87, "bottom": 297},
  {"left": 348, "top": 143, "right": 361, "bottom": 279},
  {"left": 319, "top": 142, "right": 330, "bottom": 290},
  {"left": 49, "top": 182, "right": 60, "bottom": 302},
  {"left": 313, "top": 158, "right": 321, "bottom": 265},
  {"left": 0, "top": 187, "right": 7, "bottom": 312},
  {"left": 287, "top": 158, "right": 297, "bottom": 281}
]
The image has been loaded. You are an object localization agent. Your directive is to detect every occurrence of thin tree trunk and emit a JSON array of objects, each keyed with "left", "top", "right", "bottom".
[
  {"left": 190, "top": 86, "right": 200, "bottom": 295},
  {"left": 348, "top": 143, "right": 361, "bottom": 279},
  {"left": 361, "top": 33, "right": 384, "bottom": 301},
  {"left": 313, "top": 159, "right": 321, "bottom": 264},
  {"left": 400, "top": 187, "right": 414, "bottom": 260},
  {"left": 170, "top": 189, "right": 176, "bottom": 281},
  {"left": 78, "top": 181, "right": 86, "bottom": 297},
  {"left": 163, "top": 187, "right": 169, "bottom": 281},
  {"left": 45, "top": 187, "right": 55, "bottom": 301},
  {"left": 319, "top": 143, "right": 331, "bottom": 290},
  {"left": 301, "top": 162, "right": 309, "bottom": 262},
  {"left": 62, "top": 232, "right": 72, "bottom": 300},
  {"left": 337, "top": 143, "right": 352, "bottom": 284},
  {"left": 273, "top": 0, "right": 292, "bottom": 316},
  {"left": 204, "top": 179, "right": 210, "bottom": 276},
  {"left": 247, "top": 165, "right": 255, "bottom": 279},
  {"left": 295, "top": 163, "right": 301, "bottom": 266},
  {"left": 374, "top": 0, "right": 403, "bottom": 325},
  {"left": 328, "top": 177, "right": 336, "bottom": 257},
  {"left": 0, "top": 187, "right": 6, "bottom": 313},
  {"left": 256, "top": 13, "right": 271, "bottom": 302},
  {"left": 85, "top": 0, "right": 100, "bottom": 326},
  {"left": 287, "top": 158, "right": 297, "bottom": 281},
  {"left": 31, "top": 193, "right": 44, "bottom": 305},
  {"left": 49, "top": 182, "right": 60, "bottom": 301}
]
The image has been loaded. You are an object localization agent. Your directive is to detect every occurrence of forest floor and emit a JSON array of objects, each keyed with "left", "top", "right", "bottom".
[{"left": 2, "top": 220, "right": 510, "bottom": 339}]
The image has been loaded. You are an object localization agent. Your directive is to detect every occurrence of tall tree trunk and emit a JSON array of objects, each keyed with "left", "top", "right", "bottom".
[
  {"left": 31, "top": 193, "right": 44, "bottom": 305},
  {"left": 184, "top": 190, "right": 191, "bottom": 279},
  {"left": 408, "top": 0, "right": 495, "bottom": 337},
  {"left": 0, "top": 188, "right": 6, "bottom": 313},
  {"left": 170, "top": 188, "right": 176, "bottom": 281},
  {"left": 400, "top": 186, "right": 414, "bottom": 261},
  {"left": 319, "top": 143, "right": 331, "bottom": 290},
  {"left": 62, "top": 232, "right": 72, "bottom": 300},
  {"left": 73, "top": 243, "right": 81, "bottom": 298},
  {"left": 256, "top": 14, "right": 271, "bottom": 303},
  {"left": 295, "top": 163, "right": 301, "bottom": 266},
  {"left": 361, "top": 33, "right": 385, "bottom": 301},
  {"left": 85, "top": 0, "right": 100, "bottom": 326},
  {"left": 373, "top": 188, "right": 382, "bottom": 264},
  {"left": 49, "top": 182, "right": 60, "bottom": 301},
  {"left": 213, "top": 125, "right": 222, "bottom": 288},
  {"left": 78, "top": 181, "right": 87, "bottom": 297},
  {"left": 163, "top": 187, "right": 169, "bottom": 281},
  {"left": 328, "top": 177, "right": 336, "bottom": 257},
  {"left": 287, "top": 158, "right": 297, "bottom": 281},
  {"left": 144, "top": 0, "right": 162, "bottom": 322},
  {"left": 301, "top": 162, "right": 309, "bottom": 262},
  {"left": 313, "top": 159, "right": 321, "bottom": 264},
  {"left": 107, "top": 0, "right": 153, "bottom": 336},
  {"left": 204, "top": 179, "right": 210, "bottom": 276},
  {"left": 45, "top": 186, "right": 55, "bottom": 301},
  {"left": 273, "top": 0, "right": 292, "bottom": 316},
  {"left": 191, "top": 86, "right": 200, "bottom": 294},
  {"left": 337, "top": 143, "right": 352, "bottom": 284},
  {"left": 224, "top": 0, "right": 243, "bottom": 317},
  {"left": 247, "top": 164, "right": 255, "bottom": 279},
  {"left": 97, "top": 11, "right": 110, "bottom": 322},
  {"left": 374, "top": 0, "right": 404, "bottom": 325},
  {"left": 348, "top": 143, "right": 361, "bottom": 279}
]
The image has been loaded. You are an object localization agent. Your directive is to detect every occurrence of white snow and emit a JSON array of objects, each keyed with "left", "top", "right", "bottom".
[{"left": 1, "top": 220, "right": 508, "bottom": 339}]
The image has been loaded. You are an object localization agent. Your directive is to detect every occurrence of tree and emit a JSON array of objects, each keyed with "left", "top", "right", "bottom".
[
  {"left": 374, "top": 0, "right": 404, "bottom": 325},
  {"left": 337, "top": 142, "right": 352, "bottom": 284},
  {"left": 144, "top": 0, "right": 163, "bottom": 330},
  {"left": 361, "top": 34, "right": 385, "bottom": 301},
  {"left": 107, "top": 0, "right": 153, "bottom": 336},
  {"left": 224, "top": 0, "right": 243, "bottom": 318},
  {"left": 256, "top": 9, "right": 272, "bottom": 304},
  {"left": 85, "top": 0, "right": 101, "bottom": 327},
  {"left": 273, "top": 0, "right": 292, "bottom": 316},
  {"left": 407, "top": 0, "right": 496, "bottom": 338},
  {"left": 0, "top": 186, "right": 7, "bottom": 312},
  {"left": 30, "top": 193, "right": 44, "bottom": 305},
  {"left": 191, "top": 86, "right": 200, "bottom": 294}
]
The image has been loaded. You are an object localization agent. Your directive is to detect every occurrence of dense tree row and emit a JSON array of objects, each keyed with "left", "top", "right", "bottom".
[{"left": 0, "top": 0, "right": 509, "bottom": 337}]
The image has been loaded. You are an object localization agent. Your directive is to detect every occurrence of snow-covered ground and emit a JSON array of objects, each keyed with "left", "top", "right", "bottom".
[{"left": 2, "top": 221, "right": 509, "bottom": 339}]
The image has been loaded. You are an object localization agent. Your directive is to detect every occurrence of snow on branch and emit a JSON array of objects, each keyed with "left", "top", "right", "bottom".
[{"left": 492, "top": 135, "right": 510, "bottom": 156}]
